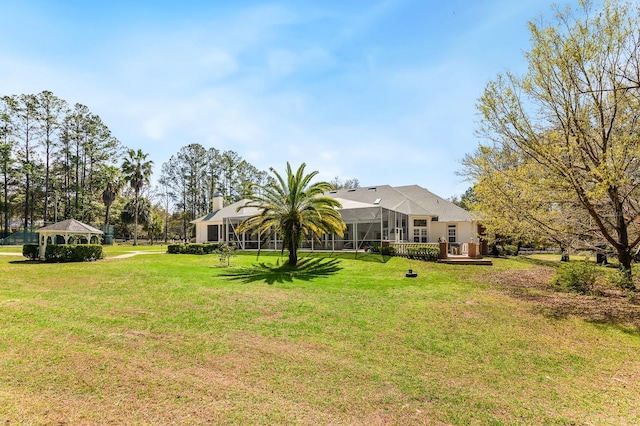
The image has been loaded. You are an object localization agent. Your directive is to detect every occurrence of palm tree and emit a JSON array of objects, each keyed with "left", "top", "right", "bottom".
[
  {"left": 237, "top": 162, "right": 345, "bottom": 266},
  {"left": 144, "top": 212, "right": 164, "bottom": 245},
  {"left": 122, "top": 149, "right": 153, "bottom": 246},
  {"left": 100, "top": 165, "right": 123, "bottom": 228}
]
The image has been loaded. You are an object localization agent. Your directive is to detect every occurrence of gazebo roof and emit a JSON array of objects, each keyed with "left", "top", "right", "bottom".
[{"left": 38, "top": 218, "right": 103, "bottom": 234}]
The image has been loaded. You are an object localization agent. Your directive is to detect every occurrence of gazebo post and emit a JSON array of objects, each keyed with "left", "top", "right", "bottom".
[{"left": 39, "top": 233, "right": 47, "bottom": 260}]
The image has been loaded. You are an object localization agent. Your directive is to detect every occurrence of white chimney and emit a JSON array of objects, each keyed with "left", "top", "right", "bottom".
[{"left": 212, "top": 193, "right": 224, "bottom": 211}]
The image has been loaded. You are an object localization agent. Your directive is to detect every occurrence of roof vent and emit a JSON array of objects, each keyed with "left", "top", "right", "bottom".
[
  {"left": 329, "top": 191, "right": 337, "bottom": 194},
  {"left": 348, "top": 189, "right": 356, "bottom": 192},
  {"left": 368, "top": 187, "right": 377, "bottom": 191},
  {"left": 374, "top": 198, "right": 381, "bottom": 205}
]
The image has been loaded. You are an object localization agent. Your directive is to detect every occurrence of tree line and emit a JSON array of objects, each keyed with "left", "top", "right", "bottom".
[
  {"left": 0, "top": 92, "right": 268, "bottom": 243},
  {"left": 0, "top": 91, "right": 120, "bottom": 234},
  {"left": 158, "top": 143, "right": 268, "bottom": 242}
]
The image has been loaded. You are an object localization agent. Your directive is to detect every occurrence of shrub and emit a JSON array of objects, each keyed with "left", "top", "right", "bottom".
[
  {"left": 489, "top": 243, "right": 519, "bottom": 256},
  {"left": 552, "top": 261, "right": 599, "bottom": 294},
  {"left": 70, "top": 245, "right": 103, "bottom": 261},
  {"left": 167, "top": 243, "right": 223, "bottom": 255},
  {"left": 22, "top": 244, "right": 39, "bottom": 260},
  {"left": 46, "top": 245, "right": 72, "bottom": 262},
  {"left": 381, "top": 246, "right": 396, "bottom": 256},
  {"left": 430, "top": 247, "right": 441, "bottom": 261},
  {"left": 420, "top": 247, "right": 440, "bottom": 262},
  {"left": 503, "top": 245, "right": 519, "bottom": 256},
  {"left": 406, "top": 246, "right": 439, "bottom": 262},
  {"left": 167, "top": 244, "right": 184, "bottom": 254},
  {"left": 217, "top": 243, "right": 237, "bottom": 266},
  {"left": 608, "top": 267, "right": 637, "bottom": 291},
  {"left": 44, "top": 244, "right": 103, "bottom": 262}
]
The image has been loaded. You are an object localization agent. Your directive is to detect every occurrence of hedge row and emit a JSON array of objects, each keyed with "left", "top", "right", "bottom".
[
  {"left": 22, "top": 244, "right": 103, "bottom": 262},
  {"left": 22, "top": 244, "right": 39, "bottom": 260},
  {"left": 405, "top": 246, "right": 440, "bottom": 262},
  {"left": 167, "top": 243, "right": 226, "bottom": 254},
  {"left": 368, "top": 243, "right": 396, "bottom": 256},
  {"left": 381, "top": 246, "right": 396, "bottom": 256}
]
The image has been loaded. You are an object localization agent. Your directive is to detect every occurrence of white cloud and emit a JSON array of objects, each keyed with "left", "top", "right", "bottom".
[{"left": 267, "top": 47, "right": 334, "bottom": 78}]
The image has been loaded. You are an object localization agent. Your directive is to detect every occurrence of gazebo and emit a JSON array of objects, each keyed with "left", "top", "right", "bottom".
[{"left": 37, "top": 219, "right": 104, "bottom": 260}]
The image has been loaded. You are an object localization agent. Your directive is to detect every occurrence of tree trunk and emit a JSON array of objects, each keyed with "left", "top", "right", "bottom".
[
  {"left": 133, "top": 191, "right": 139, "bottom": 246},
  {"left": 288, "top": 244, "right": 297, "bottom": 266},
  {"left": 164, "top": 214, "right": 168, "bottom": 243},
  {"left": 44, "top": 157, "right": 50, "bottom": 224},
  {"left": 24, "top": 173, "right": 29, "bottom": 231},
  {"left": 3, "top": 170, "right": 8, "bottom": 237},
  {"left": 615, "top": 248, "right": 635, "bottom": 290},
  {"left": 105, "top": 204, "right": 111, "bottom": 227},
  {"left": 287, "top": 229, "right": 299, "bottom": 266}
]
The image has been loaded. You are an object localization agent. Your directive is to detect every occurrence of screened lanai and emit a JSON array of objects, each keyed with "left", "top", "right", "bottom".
[{"left": 206, "top": 198, "right": 410, "bottom": 252}]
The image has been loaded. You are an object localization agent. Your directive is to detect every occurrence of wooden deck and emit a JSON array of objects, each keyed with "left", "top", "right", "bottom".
[{"left": 437, "top": 256, "right": 493, "bottom": 265}]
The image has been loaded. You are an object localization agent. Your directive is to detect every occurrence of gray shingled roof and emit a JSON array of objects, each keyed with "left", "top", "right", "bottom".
[
  {"left": 192, "top": 200, "right": 260, "bottom": 223},
  {"left": 326, "top": 185, "right": 472, "bottom": 221},
  {"left": 394, "top": 185, "right": 473, "bottom": 221},
  {"left": 192, "top": 184, "right": 473, "bottom": 224},
  {"left": 38, "top": 218, "right": 103, "bottom": 234}
]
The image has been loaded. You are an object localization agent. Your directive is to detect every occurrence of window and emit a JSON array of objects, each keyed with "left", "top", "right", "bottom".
[
  {"left": 414, "top": 229, "right": 420, "bottom": 242},
  {"left": 421, "top": 229, "right": 428, "bottom": 243},
  {"left": 413, "top": 219, "right": 427, "bottom": 227},
  {"left": 207, "top": 225, "right": 219, "bottom": 241},
  {"left": 448, "top": 225, "right": 456, "bottom": 243}
]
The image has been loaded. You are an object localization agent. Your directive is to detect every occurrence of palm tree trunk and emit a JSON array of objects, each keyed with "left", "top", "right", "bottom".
[
  {"left": 288, "top": 248, "right": 297, "bottom": 266},
  {"left": 287, "top": 231, "right": 298, "bottom": 266},
  {"left": 133, "top": 191, "right": 139, "bottom": 246},
  {"left": 105, "top": 205, "right": 111, "bottom": 228}
]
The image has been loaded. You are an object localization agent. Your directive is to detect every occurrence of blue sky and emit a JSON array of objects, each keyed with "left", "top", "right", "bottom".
[{"left": 0, "top": 0, "right": 577, "bottom": 198}]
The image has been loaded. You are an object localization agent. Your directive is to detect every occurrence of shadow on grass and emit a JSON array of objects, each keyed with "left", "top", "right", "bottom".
[
  {"left": 221, "top": 257, "right": 343, "bottom": 284},
  {"left": 484, "top": 267, "right": 640, "bottom": 335},
  {"left": 513, "top": 255, "right": 561, "bottom": 269},
  {"left": 304, "top": 252, "right": 393, "bottom": 264},
  {"left": 8, "top": 259, "right": 40, "bottom": 265}
]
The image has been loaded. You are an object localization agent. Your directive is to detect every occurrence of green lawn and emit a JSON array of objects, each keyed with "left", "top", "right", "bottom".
[
  {"left": 0, "top": 245, "right": 23, "bottom": 253},
  {"left": 0, "top": 250, "right": 638, "bottom": 425}
]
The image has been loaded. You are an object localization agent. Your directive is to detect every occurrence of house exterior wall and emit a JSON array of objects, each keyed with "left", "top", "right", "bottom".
[
  {"left": 458, "top": 222, "right": 476, "bottom": 243},
  {"left": 430, "top": 221, "right": 475, "bottom": 244},
  {"left": 195, "top": 217, "right": 476, "bottom": 246},
  {"left": 195, "top": 221, "right": 221, "bottom": 243}
]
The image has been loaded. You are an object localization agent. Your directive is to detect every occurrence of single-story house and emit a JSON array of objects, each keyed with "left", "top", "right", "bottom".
[{"left": 192, "top": 185, "right": 480, "bottom": 252}]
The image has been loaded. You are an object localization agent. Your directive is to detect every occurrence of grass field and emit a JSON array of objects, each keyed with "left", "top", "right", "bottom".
[{"left": 0, "top": 248, "right": 639, "bottom": 425}]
